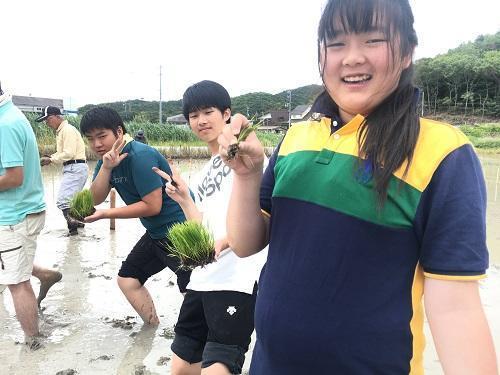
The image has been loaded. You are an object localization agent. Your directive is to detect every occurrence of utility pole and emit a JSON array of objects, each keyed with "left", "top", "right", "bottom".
[
  {"left": 159, "top": 65, "right": 162, "bottom": 125},
  {"left": 287, "top": 90, "right": 292, "bottom": 129}
]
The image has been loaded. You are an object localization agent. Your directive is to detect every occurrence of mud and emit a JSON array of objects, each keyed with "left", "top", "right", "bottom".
[{"left": 0, "top": 158, "right": 499, "bottom": 374}]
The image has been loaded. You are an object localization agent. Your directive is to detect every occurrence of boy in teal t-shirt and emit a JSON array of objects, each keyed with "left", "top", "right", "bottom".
[{"left": 79, "top": 106, "right": 191, "bottom": 325}]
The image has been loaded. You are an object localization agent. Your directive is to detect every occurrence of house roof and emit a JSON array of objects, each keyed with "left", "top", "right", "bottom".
[
  {"left": 12, "top": 95, "right": 63, "bottom": 108},
  {"left": 291, "top": 105, "right": 313, "bottom": 120},
  {"left": 291, "top": 104, "right": 310, "bottom": 116},
  {"left": 166, "top": 114, "right": 187, "bottom": 123}
]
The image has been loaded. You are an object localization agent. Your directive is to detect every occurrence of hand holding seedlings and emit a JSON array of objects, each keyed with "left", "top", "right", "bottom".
[
  {"left": 102, "top": 137, "right": 128, "bottom": 170},
  {"left": 69, "top": 189, "right": 96, "bottom": 223},
  {"left": 40, "top": 156, "right": 51, "bottom": 166},
  {"left": 218, "top": 114, "right": 265, "bottom": 176},
  {"left": 227, "top": 116, "right": 263, "bottom": 160},
  {"left": 83, "top": 209, "right": 109, "bottom": 223},
  {"left": 166, "top": 221, "right": 216, "bottom": 270}
]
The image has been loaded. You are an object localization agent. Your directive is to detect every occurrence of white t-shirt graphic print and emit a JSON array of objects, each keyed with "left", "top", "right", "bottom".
[{"left": 186, "top": 154, "right": 267, "bottom": 294}]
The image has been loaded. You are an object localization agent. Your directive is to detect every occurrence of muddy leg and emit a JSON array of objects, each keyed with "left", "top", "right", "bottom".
[
  {"left": 32, "top": 265, "right": 63, "bottom": 307},
  {"left": 117, "top": 276, "right": 159, "bottom": 325},
  {"left": 8, "top": 280, "right": 39, "bottom": 337},
  {"left": 171, "top": 354, "right": 202, "bottom": 375},
  {"left": 62, "top": 209, "right": 79, "bottom": 236}
]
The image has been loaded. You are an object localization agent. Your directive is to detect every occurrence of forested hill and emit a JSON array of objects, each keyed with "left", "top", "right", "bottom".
[
  {"left": 415, "top": 32, "right": 500, "bottom": 118},
  {"left": 77, "top": 84, "right": 323, "bottom": 123},
  {"left": 78, "top": 31, "right": 500, "bottom": 122}
]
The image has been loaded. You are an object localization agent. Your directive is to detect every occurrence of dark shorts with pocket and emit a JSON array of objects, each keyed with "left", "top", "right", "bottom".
[
  {"left": 118, "top": 231, "right": 191, "bottom": 292},
  {"left": 171, "top": 285, "right": 257, "bottom": 374}
]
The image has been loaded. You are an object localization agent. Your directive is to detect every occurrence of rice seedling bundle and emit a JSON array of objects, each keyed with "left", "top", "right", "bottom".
[
  {"left": 69, "top": 189, "right": 95, "bottom": 221},
  {"left": 166, "top": 221, "right": 215, "bottom": 270}
]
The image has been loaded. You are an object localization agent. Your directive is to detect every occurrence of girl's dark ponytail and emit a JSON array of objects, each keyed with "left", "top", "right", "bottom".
[{"left": 358, "top": 66, "right": 420, "bottom": 206}]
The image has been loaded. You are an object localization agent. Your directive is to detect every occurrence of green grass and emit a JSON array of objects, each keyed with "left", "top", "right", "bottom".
[
  {"left": 29, "top": 115, "right": 499, "bottom": 154},
  {"left": 257, "top": 131, "right": 283, "bottom": 147},
  {"left": 459, "top": 123, "right": 500, "bottom": 152},
  {"left": 127, "top": 122, "right": 200, "bottom": 143},
  {"left": 166, "top": 221, "right": 215, "bottom": 270},
  {"left": 469, "top": 137, "right": 500, "bottom": 149},
  {"left": 69, "top": 189, "right": 95, "bottom": 221},
  {"left": 26, "top": 113, "right": 53, "bottom": 145},
  {"left": 459, "top": 123, "right": 500, "bottom": 138},
  {"left": 29, "top": 113, "right": 283, "bottom": 149}
]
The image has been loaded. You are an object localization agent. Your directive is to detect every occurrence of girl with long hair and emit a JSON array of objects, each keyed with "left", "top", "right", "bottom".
[{"left": 218, "top": 0, "right": 498, "bottom": 373}]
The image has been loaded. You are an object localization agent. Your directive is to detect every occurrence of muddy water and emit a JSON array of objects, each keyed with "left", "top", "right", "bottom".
[
  {"left": 0, "top": 155, "right": 499, "bottom": 374},
  {"left": 0, "top": 159, "right": 212, "bottom": 375}
]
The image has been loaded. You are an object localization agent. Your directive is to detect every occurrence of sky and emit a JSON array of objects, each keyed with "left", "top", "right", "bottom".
[{"left": 1, "top": 0, "right": 499, "bottom": 110}]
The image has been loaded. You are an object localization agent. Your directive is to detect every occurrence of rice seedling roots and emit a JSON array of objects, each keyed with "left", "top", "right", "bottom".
[
  {"left": 226, "top": 120, "right": 262, "bottom": 161},
  {"left": 227, "top": 143, "right": 240, "bottom": 160},
  {"left": 177, "top": 251, "right": 216, "bottom": 271},
  {"left": 69, "top": 207, "right": 96, "bottom": 223}
]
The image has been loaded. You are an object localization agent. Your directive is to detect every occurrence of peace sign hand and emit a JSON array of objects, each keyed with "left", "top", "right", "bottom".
[
  {"left": 152, "top": 163, "right": 190, "bottom": 205},
  {"left": 102, "top": 137, "right": 128, "bottom": 170}
]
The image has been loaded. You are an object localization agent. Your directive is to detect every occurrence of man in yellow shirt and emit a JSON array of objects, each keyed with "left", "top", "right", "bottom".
[{"left": 36, "top": 106, "right": 88, "bottom": 235}]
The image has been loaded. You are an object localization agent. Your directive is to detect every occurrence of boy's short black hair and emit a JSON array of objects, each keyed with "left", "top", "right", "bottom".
[
  {"left": 80, "top": 106, "right": 128, "bottom": 136},
  {"left": 182, "top": 80, "right": 231, "bottom": 124}
]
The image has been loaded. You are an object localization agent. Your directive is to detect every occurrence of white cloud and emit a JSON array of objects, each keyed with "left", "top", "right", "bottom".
[{"left": 1, "top": 0, "right": 498, "bottom": 110}]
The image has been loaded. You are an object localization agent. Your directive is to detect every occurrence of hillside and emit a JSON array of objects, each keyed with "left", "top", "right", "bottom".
[
  {"left": 415, "top": 32, "right": 500, "bottom": 119},
  {"left": 77, "top": 30, "right": 500, "bottom": 124},
  {"left": 77, "top": 84, "right": 323, "bottom": 123}
]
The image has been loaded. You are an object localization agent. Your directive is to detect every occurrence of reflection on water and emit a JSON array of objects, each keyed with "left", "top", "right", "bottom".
[{"left": 0, "top": 156, "right": 498, "bottom": 374}]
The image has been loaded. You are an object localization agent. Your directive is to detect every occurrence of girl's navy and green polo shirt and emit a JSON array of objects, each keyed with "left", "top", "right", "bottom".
[
  {"left": 93, "top": 137, "right": 186, "bottom": 239},
  {"left": 253, "top": 115, "right": 488, "bottom": 374}
]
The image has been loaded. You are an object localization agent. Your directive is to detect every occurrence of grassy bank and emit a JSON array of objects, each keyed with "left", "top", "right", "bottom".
[
  {"left": 31, "top": 115, "right": 282, "bottom": 160},
  {"left": 30, "top": 114, "right": 499, "bottom": 158},
  {"left": 458, "top": 123, "right": 500, "bottom": 153}
]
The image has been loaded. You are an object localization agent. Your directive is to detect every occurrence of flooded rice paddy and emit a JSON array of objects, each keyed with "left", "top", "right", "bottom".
[{"left": 0, "top": 155, "right": 499, "bottom": 374}]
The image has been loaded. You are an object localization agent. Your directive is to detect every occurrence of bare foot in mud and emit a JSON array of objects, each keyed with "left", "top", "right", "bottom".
[
  {"left": 157, "top": 356, "right": 171, "bottom": 366},
  {"left": 56, "top": 370, "right": 78, "bottom": 375},
  {"left": 25, "top": 336, "right": 44, "bottom": 351},
  {"left": 37, "top": 271, "right": 63, "bottom": 307},
  {"left": 158, "top": 326, "right": 175, "bottom": 339},
  {"left": 104, "top": 316, "right": 138, "bottom": 330},
  {"left": 134, "top": 365, "right": 150, "bottom": 375}
]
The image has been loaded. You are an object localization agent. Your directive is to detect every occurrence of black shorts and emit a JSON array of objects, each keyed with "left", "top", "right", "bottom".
[
  {"left": 171, "top": 286, "right": 257, "bottom": 374},
  {"left": 118, "top": 232, "right": 191, "bottom": 292}
]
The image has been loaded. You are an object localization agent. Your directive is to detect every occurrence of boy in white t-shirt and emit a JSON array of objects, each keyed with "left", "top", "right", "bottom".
[{"left": 153, "top": 80, "right": 267, "bottom": 374}]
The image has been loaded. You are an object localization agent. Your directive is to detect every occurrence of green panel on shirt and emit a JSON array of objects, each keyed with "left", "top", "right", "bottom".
[{"left": 273, "top": 150, "right": 421, "bottom": 228}]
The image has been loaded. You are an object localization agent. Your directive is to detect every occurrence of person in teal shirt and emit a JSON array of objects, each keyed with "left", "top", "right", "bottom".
[
  {"left": 79, "top": 106, "right": 191, "bottom": 325},
  {"left": 0, "top": 87, "right": 62, "bottom": 348}
]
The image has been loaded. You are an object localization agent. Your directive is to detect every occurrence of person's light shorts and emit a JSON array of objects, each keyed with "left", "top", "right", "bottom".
[{"left": 0, "top": 211, "right": 45, "bottom": 285}]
